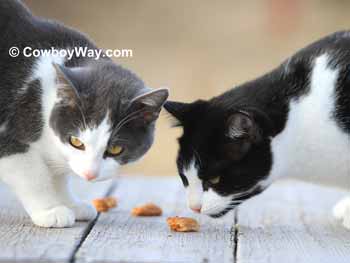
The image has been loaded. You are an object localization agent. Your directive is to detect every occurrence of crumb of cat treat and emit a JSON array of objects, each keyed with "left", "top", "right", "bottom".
[
  {"left": 104, "top": 197, "right": 117, "bottom": 208},
  {"left": 167, "top": 216, "right": 200, "bottom": 232},
  {"left": 131, "top": 203, "right": 162, "bottom": 216},
  {"left": 92, "top": 198, "right": 109, "bottom": 212}
]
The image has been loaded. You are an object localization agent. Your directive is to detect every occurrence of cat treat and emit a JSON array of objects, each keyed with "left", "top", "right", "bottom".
[
  {"left": 131, "top": 203, "right": 162, "bottom": 216},
  {"left": 166, "top": 217, "right": 200, "bottom": 232},
  {"left": 92, "top": 199, "right": 109, "bottom": 212},
  {"left": 92, "top": 197, "right": 117, "bottom": 212},
  {"left": 104, "top": 197, "right": 118, "bottom": 209}
]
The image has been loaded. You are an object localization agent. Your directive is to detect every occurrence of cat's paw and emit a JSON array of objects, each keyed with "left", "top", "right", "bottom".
[
  {"left": 70, "top": 202, "right": 97, "bottom": 221},
  {"left": 333, "top": 197, "right": 350, "bottom": 229},
  {"left": 31, "top": 206, "right": 75, "bottom": 228}
]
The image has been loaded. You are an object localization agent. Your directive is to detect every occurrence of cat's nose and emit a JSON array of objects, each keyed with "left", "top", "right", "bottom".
[
  {"left": 82, "top": 171, "right": 97, "bottom": 181},
  {"left": 190, "top": 205, "right": 202, "bottom": 213}
]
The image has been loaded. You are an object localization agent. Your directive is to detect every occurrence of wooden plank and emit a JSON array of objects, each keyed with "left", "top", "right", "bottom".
[
  {"left": 0, "top": 177, "right": 113, "bottom": 263},
  {"left": 236, "top": 180, "right": 350, "bottom": 263},
  {"left": 75, "top": 176, "right": 235, "bottom": 263}
]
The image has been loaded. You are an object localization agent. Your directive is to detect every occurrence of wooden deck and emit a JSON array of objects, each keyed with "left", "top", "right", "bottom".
[{"left": 0, "top": 176, "right": 349, "bottom": 263}]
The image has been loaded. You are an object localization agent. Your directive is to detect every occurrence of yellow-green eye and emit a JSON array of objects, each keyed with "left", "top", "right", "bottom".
[
  {"left": 69, "top": 136, "right": 85, "bottom": 150},
  {"left": 209, "top": 176, "right": 220, "bottom": 184},
  {"left": 107, "top": 145, "right": 123, "bottom": 156}
]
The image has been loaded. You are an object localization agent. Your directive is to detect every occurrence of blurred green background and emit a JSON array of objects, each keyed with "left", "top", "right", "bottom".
[{"left": 24, "top": 0, "right": 350, "bottom": 176}]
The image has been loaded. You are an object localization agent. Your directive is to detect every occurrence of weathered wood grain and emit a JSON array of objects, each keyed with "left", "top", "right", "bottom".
[
  {"left": 3, "top": 176, "right": 347, "bottom": 263},
  {"left": 0, "top": 177, "right": 113, "bottom": 263},
  {"left": 75, "top": 176, "right": 235, "bottom": 263},
  {"left": 236, "top": 180, "right": 350, "bottom": 263}
]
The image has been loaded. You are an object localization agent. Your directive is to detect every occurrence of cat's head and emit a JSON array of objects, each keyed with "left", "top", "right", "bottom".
[
  {"left": 165, "top": 100, "right": 273, "bottom": 217},
  {"left": 49, "top": 62, "right": 168, "bottom": 181}
]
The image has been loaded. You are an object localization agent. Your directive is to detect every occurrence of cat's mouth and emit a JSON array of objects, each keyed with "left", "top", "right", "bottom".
[
  {"left": 208, "top": 204, "right": 239, "bottom": 218},
  {"left": 207, "top": 185, "right": 266, "bottom": 218},
  {"left": 88, "top": 174, "right": 118, "bottom": 182}
]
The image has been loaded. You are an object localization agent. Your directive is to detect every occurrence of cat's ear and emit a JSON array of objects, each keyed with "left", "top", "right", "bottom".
[
  {"left": 226, "top": 111, "right": 262, "bottom": 142},
  {"left": 224, "top": 111, "right": 262, "bottom": 161},
  {"left": 129, "top": 88, "right": 169, "bottom": 123},
  {"left": 226, "top": 109, "right": 272, "bottom": 142},
  {"left": 163, "top": 101, "right": 190, "bottom": 124},
  {"left": 53, "top": 63, "right": 80, "bottom": 107}
]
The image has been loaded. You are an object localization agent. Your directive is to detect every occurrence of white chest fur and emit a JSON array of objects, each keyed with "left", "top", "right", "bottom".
[{"left": 269, "top": 54, "right": 350, "bottom": 189}]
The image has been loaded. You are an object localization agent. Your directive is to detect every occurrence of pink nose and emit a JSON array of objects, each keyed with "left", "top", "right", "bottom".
[
  {"left": 82, "top": 171, "right": 96, "bottom": 181},
  {"left": 190, "top": 206, "right": 202, "bottom": 213}
]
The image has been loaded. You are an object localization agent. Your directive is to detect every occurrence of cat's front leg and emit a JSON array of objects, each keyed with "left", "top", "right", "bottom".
[
  {"left": 53, "top": 174, "right": 97, "bottom": 221},
  {"left": 68, "top": 202, "right": 97, "bottom": 221},
  {"left": 333, "top": 197, "right": 350, "bottom": 229},
  {"left": 0, "top": 153, "right": 75, "bottom": 228},
  {"left": 62, "top": 191, "right": 97, "bottom": 221}
]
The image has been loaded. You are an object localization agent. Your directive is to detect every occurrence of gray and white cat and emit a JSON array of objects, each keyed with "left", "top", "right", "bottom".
[
  {"left": 165, "top": 32, "right": 350, "bottom": 229},
  {"left": 0, "top": 1, "right": 168, "bottom": 227}
]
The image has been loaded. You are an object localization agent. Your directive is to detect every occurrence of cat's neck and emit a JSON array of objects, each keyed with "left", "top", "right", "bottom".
[{"left": 215, "top": 64, "right": 300, "bottom": 137}]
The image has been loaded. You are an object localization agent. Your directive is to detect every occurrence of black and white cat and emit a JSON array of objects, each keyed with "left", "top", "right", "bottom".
[
  {"left": 0, "top": 1, "right": 168, "bottom": 227},
  {"left": 165, "top": 31, "right": 350, "bottom": 229}
]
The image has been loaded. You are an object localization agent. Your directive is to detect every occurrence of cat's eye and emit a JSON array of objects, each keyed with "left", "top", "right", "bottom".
[
  {"left": 209, "top": 176, "right": 220, "bottom": 184},
  {"left": 107, "top": 145, "right": 123, "bottom": 156},
  {"left": 69, "top": 136, "right": 85, "bottom": 150}
]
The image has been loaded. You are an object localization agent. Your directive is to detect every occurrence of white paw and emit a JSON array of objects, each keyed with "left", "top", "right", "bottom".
[
  {"left": 70, "top": 202, "right": 97, "bottom": 221},
  {"left": 333, "top": 197, "right": 350, "bottom": 229},
  {"left": 31, "top": 206, "right": 75, "bottom": 228}
]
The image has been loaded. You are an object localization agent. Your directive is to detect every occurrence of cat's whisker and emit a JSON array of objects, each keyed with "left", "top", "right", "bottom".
[
  {"left": 73, "top": 119, "right": 85, "bottom": 130},
  {"left": 114, "top": 137, "right": 129, "bottom": 143},
  {"left": 202, "top": 203, "right": 229, "bottom": 213},
  {"left": 58, "top": 83, "right": 88, "bottom": 129},
  {"left": 114, "top": 108, "right": 145, "bottom": 133},
  {"left": 76, "top": 103, "right": 88, "bottom": 129},
  {"left": 203, "top": 206, "right": 236, "bottom": 216},
  {"left": 177, "top": 155, "right": 184, "bottom": 165},
  {"left": 46, "top": 163, "right": 67, "bottom": 170},
  {"left": 45, "top": 159, "right": 68, "bottom": 169},
  {"left": 114, "top": 109, "right": 143, "bottom": 129},
  {"left": 231, "top": 187, "right": 260, "bottom": 200},
  {"left": 200, "top": 198, "right": 243, "bottom": 215},
  {"left": 114, "top": 112, "right": 145, "bottom": 135},
  {"left": 192, "top": 148, "right": 202, "bottom": 168},
  {"left": 116, "top": 115, "right": 142, "bottom": 132}
]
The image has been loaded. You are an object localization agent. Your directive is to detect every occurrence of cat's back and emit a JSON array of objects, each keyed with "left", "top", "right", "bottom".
[
  {"left": 0, "top": 0, "right": 43, "bottom": 49},
  {"left": 290, "top": 31, "right": 350, "bottom": 140},
  {"left": 0, "top": 1, "right": 98, "bottom": 112},
  {"left": 270, "top": 52, "right": 350, "bottom": 189},
  {"left": 0, "top": 0, "right": 32, "bottom": 27},
  {"left": 0, "top": 0, "right": 97, "bottom": 60}
]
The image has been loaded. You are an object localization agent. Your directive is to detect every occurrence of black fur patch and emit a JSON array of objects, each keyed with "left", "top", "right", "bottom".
[{"left": 0, "top": 79, "right": 43, "bottom": 158}]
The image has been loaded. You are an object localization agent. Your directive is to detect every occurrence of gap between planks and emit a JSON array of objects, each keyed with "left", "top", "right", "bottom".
[
  {"left": 69, "top": 182, "right": 118, "bottom": 263},
  {"left": 233, "top": 209, "right": 239, "bottom": 263}
]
